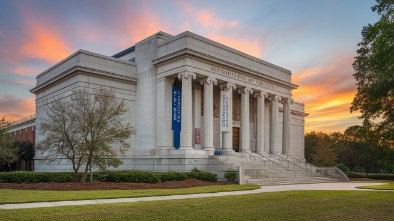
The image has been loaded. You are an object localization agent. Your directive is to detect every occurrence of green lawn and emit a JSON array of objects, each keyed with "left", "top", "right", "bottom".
[
  {"left": 0, "top": 191, "right": 393, "bottom": 220},
  {"left": 357, "top": 182, "right": 394, "bottom": 190},
  {"left": 0, "top": 184, "right": 259, "bottom": 204}
]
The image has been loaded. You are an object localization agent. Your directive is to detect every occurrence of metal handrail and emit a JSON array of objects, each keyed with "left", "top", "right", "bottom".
[
  {"left": 284, "top": 154, "right": 319, "bottom": 172},
  {"left": 242, "top": 151, "right": 295, "bottom": 178},
  {"left": 270, "top": 153, "right": 314, "bottom": 177}
]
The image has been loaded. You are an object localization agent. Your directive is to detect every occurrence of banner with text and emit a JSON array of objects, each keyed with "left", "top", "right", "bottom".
[
  {"left": 220, "top": 90, "right": 230, "bottom": 132},
  {"left": 172, "top": 85, "right": 182, "bottom": 149}
]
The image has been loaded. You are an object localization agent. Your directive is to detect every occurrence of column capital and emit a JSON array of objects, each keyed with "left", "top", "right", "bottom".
[
  {"left": 238, "top": 87, "right": 253, "bottom": 95},
  {"left": 155, "top": 77, "right": 168, "bottom": 84},
  {"left": 281, "top": 97, "right": 294, "bottom": 105},
  {"left": 199, "top": 77, "right": 217, "bottom": 85},
  {"left": 220, "top": 82, "right": 236, "bottom": 91},
  {"left": 254, "top": 91, "right": 268, "bottom": 98},
  {"left": 178, "top": 71, "right": 196, "bottom": 80},
  {"left": 268, "top": 94, "right": 281, "bottom": 102}
]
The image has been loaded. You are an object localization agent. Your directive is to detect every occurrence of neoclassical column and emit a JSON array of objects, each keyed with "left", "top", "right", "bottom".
[
  {"left": 269, "top": 95, "right": 280, "bottom": 154},
  {"left": 282, "top": 98, "right": 293, "bottom": 154},
  {"left": 220, "top": 83, "right": 236, "bottom": 152},
  {"left": 254, "top": 91, "right": 268, "bottom": 155},
  {"left": 239, "top": 87, "right": 253, "bottom": 152},
  {"left": 178, "top": 71, "right": 196, "bottom": 150},
  {"left": 200, "top": 77, "right": 217, "bottom": 151}
]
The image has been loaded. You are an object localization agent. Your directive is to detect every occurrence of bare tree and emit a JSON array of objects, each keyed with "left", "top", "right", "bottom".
[{"left": 37, "top": 87, "right": 135, "bottom": 182}]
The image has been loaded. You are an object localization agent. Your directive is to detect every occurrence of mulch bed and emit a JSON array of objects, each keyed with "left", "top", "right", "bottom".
[{"left": 0, "top": 179, "right": 237, "bottom": 191}]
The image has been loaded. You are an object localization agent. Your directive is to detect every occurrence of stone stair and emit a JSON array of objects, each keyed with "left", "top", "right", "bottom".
[{"left": 212, "top": 152, "right": 349, "bottom": 185}]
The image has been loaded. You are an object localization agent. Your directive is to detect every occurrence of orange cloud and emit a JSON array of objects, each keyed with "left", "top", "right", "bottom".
[
  {"left": 11, "top": 67, "right": 42, "bottom": 77},
  {"left": 20, "top": 23, "right": 73, "bottom": 63},
  {"left": 292, "top": 55, "right": 361, "bottom": 133}
]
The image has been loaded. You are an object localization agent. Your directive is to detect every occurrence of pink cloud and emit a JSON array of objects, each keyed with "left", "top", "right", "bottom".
[
  {"left": 177, "top": 1, "right": 264, "bottom": 58},
  {"left": 0, "top": 95, "right": 35, "bottom": 121},
  {"left": 0, "top": 79, "right": 35, "bottom": 86}
]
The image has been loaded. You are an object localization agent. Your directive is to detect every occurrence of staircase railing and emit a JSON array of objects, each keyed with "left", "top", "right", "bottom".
[
  {"left": 242, "top": 151, "right": 295, "bottom": 179},
  {"left": 283, "top": 154, "right": 318, "bottom": 171},
  {"left": 270, "top": 153, "right": 314, "bottom": 177}
]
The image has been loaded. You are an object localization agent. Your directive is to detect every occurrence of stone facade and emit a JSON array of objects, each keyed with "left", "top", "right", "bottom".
[{"left": 22, "top": 31, "right": 308, "bottom": 177}]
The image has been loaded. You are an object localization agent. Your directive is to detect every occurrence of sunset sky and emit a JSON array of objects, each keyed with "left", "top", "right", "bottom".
[{"left": 0, "top": 0, "right": 379, "bottom": 133}]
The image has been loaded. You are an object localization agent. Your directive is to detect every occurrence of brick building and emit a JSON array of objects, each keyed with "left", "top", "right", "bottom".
[{"left": 6, "top": 115, "right": 36, "bottom": 171}]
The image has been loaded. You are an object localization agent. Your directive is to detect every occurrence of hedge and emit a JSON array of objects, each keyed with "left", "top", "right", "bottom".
[
  {"left": 345, "top": 172, "right": 394, "bottom": 180},
  {"left": 0, "top": 171, "right": 218, "bottom": 183}
]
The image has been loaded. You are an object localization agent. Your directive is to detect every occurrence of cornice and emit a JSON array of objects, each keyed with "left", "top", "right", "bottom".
[
  {"left": 152, "top": 48, "right": 298, "bottom": 90},
  {"left": 30, "top": 66, "right": 138, "bottom": 94}
]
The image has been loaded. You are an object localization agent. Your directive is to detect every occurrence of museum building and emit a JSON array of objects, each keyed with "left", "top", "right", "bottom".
[{"left": 9, "top": 31, "right": 328, "bottom": 182}]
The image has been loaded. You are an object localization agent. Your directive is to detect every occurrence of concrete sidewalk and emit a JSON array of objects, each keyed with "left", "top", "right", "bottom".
[{"left": 0, "top": 182, "right": 386, "bottom": 210}]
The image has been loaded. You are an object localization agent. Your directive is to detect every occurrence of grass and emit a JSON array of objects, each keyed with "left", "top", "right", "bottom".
[
  {"left": 0, "top": 191, "right": 393, "bottom": 220},
  {"left": 0, "top": 184, "right": 259, "bottom": 204},
  {"left": 357, "top": 182, "right": 394, "bottom": 190}
]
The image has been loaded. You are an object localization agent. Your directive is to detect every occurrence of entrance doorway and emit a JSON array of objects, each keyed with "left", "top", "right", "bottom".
[{"left": 232, "top": 127, "right": 240, "bottom": 152}]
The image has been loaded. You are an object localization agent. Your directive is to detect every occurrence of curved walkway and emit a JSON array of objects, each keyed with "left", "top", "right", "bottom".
[{"left": 0, "top": 182, "right": 386, "bottom": 210}]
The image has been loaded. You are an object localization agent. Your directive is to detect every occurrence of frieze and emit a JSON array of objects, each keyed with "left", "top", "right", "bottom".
[{"left": 211, "top": 66, "right": 274, "bottom": 90}]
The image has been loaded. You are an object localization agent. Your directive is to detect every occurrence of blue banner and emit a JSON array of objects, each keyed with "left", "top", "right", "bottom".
[{"left": 172, "top": 85, "right": 182, "bottom": 149}]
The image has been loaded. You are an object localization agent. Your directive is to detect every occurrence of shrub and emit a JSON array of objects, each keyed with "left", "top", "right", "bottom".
[
  {"left": 345, "top": 172, "right": 366, "bottom": 178},
  {"left": 187, "top": 172, "right": 217, "bottom": 182},
  {"left": 159, "top": 172, "right": 188, "bottom": 182},
  {"left": 0, "top": 171, "right": 74, "bottom": 183},
  {"left": 190, "top": 167, "right": 201, "bottom": 173},
  {"left": 345, "top": 172, "right": 394, "bottom": 180},
  {"left": 336, "top": 163, "right": 350, "bottom": 173},
  {"left": 104, "top": 171, "right": 161, "bottom": 183},
  {"left": 0, "top": 170, "right": 218, "bottom": 183},
  {"left": 224, "top": 171, "right": 237, "bottom": 181}
]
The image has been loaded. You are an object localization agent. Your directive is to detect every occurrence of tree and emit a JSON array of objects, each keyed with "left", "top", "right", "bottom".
[
  {"left": 13, "top": 141, "right": 34, "bottom": 171},
  {"left": 0, "top": 117, "right": 18, "bottom": 171},
  {"left": 305, "top": 131, "right": 337, "bottom": 167},
  {"left": 37, "top": 87, "right": 135, "bottom": 182},
  {"left": 351, "top": 0, "right": 394, "bottom": 132}
]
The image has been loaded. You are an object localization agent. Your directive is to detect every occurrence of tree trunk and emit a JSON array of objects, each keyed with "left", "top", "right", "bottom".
[
  {"left": 81, "top": 158, "right": 91, "bottom": 183},
  {"left": 73, "top": 170, "right": 79, "bottom": 182}
]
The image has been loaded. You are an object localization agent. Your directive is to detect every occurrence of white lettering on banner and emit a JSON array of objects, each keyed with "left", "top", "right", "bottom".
[
  {"left": 220, "top": 90, "right": 230, "bottom": 132},
  {"left": 211, "top": 66, "right": 274, "bottom": 90}
]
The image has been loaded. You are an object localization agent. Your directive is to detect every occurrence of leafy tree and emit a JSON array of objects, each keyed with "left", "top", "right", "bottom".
[
  {"left": 351, "top": 0, "right": 394, "bottom": 132},
  {"left": 344, "top": 124, "right": 382, "bottom": 176},
  {"left": 37, "top": 87, "right": 135, "bottom": 182},
  {"left": 305, "top": 132, "right": 337, "bottom": 166},
  {"left": 13, "top": 141, "right": 34, "bottom": 171},
  {"left": 0, "top": 117, "right": 18, "bottom": 171},
  {"left": 304, "top": 131, "right": 320, "bottom": 162}
]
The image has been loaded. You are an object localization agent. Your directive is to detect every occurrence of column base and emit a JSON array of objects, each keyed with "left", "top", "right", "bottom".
[
  {"left": 222, "top": 149, "right": 236, "bottom": 156},
  {"left": 179, "top": 145, "right": 194, "bottom": 150}
]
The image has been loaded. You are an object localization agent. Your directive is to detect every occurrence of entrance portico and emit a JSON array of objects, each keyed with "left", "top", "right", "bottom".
[{"left": 154, "top": 67, "right": 298, "bottom": 157}]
